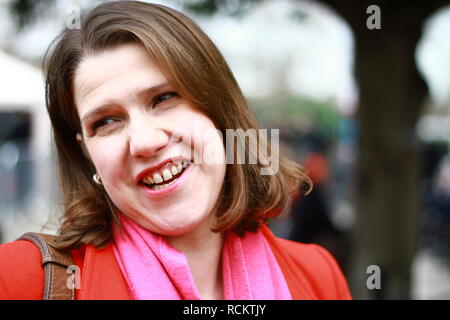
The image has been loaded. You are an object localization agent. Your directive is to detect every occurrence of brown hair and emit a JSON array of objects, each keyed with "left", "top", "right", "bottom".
[{"left": 44, "top": 1, "right": 311, "bottom": 250}]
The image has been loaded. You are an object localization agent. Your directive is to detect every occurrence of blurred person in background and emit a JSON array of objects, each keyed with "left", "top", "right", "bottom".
[
  {"left": 0, "top": 1, "right": 351, "bottom": 300},
  {"left": 289, "top": 132, "right": 350, "bottom": 271},
  {"left": 423, "top": 154, "right": 450, "bottom": 260}
]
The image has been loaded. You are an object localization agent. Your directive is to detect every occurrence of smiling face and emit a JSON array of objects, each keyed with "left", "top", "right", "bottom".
[{"left": 73, "top": 44, "right": 226, "bottom": 237}]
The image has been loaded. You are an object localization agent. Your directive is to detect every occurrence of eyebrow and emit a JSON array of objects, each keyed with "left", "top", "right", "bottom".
[{"left": 80, "top": 81, "right": 172, "bottom": 125}]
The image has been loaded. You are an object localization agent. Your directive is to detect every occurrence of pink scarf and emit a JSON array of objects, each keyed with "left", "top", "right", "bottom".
[{"left": 112, "top": 214, "right": 292, "bottom": 300}]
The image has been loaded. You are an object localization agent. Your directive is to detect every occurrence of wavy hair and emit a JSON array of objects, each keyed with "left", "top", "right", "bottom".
[{"left": 44, "top": 1, "right": 312, "bottom": 250}]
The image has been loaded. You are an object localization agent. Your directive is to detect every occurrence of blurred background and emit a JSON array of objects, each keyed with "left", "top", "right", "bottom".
[{"left": 0, "top": 0, "right": 449, "bottom": 299}]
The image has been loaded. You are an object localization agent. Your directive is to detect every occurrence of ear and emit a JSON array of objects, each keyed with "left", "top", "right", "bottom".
[
  {"left": 76, "top": 132, "right": 91, "bottom": 161},
  {"left": 76, "top": 132, "right": 83, "bottom": 145}
]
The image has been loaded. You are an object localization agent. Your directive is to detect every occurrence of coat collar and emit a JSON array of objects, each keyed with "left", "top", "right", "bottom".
[
  {"left": 78, "top": 242, "right": 132, "bottom": 300},
  {"left": 77, "top": 224, "right": 306, "bottom": 300},
  {"left": 261, "top": 224, "right": 313, "bottom": 299}
]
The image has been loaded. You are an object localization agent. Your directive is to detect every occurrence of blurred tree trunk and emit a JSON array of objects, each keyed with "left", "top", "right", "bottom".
[{"left": 320, "top": 0, "right": 447, "bottom": 299}]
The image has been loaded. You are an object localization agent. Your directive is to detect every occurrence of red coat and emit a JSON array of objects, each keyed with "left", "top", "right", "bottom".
[{"left": 0, "top": 225, "right": 351, "bottom": 299}]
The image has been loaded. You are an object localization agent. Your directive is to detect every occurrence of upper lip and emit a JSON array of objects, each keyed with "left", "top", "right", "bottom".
[{"left": 135, "top": 157, "right": 185, "bottom": 183}]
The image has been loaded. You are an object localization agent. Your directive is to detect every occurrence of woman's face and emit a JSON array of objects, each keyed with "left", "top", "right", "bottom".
[{"left": 73, "top": 44, "right": 226, "bottom": 236}]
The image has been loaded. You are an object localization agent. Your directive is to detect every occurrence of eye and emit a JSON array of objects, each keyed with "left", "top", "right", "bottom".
[
  {"left": 154, "top": 92, "right": 179, "bottom": 106},
  {"left": 92, "top": 117, "right": 117, "bottom": 131}
]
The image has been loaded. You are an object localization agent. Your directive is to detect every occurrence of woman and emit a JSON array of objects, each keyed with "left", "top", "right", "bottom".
[{"left": 0, "top": 1, "right": 351, "bottom": 300}]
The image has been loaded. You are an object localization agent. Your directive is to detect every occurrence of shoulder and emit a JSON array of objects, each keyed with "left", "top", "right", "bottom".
[
  {"left": 0, "top": 239, "right": 44, "bottom": 299},
  {"left": 262, "top": 226, "right": 352, "bottom": 299},
  {"left": 277, "top": 238, "right": 352, "bottom": 299},
  {"left": 277, "top": 237, "right": 342, "bottom": 274}
]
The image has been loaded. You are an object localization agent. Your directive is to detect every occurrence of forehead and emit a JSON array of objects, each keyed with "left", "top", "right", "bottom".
[{"left": 73, "top": 44, "right": 166, "bottom": 111}]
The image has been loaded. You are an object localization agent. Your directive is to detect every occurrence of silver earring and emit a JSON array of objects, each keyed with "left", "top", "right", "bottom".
[{"left": 93, "top": 173, "right": 102, "bottom": 185}]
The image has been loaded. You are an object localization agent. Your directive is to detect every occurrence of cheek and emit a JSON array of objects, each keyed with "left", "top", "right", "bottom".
[
  {"left": 180, "top": 116, "right": 224, "bottom": 163},
  {"left": 86, "top": 137, "right": 127, "bottom": 179},
  {"left": 194, "top": 122, "right": 226, "bottom": 186},
  {"left": 202, "top": 129, "right": 226, "bottom": 165}
]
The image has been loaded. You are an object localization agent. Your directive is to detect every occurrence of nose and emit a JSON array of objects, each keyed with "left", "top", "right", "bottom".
[{"left": 128, "top": 116, "right": 170, "bottom": 158}]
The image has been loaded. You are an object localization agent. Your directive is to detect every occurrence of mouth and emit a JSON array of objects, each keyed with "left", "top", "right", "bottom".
[{"left": 139, "top": 159, "right": 190, "bottom": 191}]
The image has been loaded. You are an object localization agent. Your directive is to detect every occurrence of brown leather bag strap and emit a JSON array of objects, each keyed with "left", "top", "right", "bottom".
[{"left": 16, "top": 232, "right": 75, "bottom": 300}]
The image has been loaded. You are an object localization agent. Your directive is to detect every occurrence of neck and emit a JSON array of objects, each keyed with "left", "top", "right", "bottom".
[{"left": 164, "top": 224, "right": 225, "bottom": 300}]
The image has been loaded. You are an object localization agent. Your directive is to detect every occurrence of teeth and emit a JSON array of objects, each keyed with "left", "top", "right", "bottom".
[
  {"left": 162, "top": 168, "right": 173, "bottom": 181},
  {"left": 142, "top": 160, "right": 190, "bottom": 187},
  {"left": 143, "top": 176, "right": 152, "bottom": 185},
  {"left": 143, "top": 176, "right": 155, "bottom": 184},
  {"left": 153, "top": 173, "right": 163, "bottom": 184},
  {"left": 150, "top": 179, "right": 176, "bottom": 190}
]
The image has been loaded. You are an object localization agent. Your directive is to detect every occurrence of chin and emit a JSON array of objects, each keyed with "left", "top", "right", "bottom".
[{"left": 158, "top": 217, "right": 207, "bottom": 236}]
